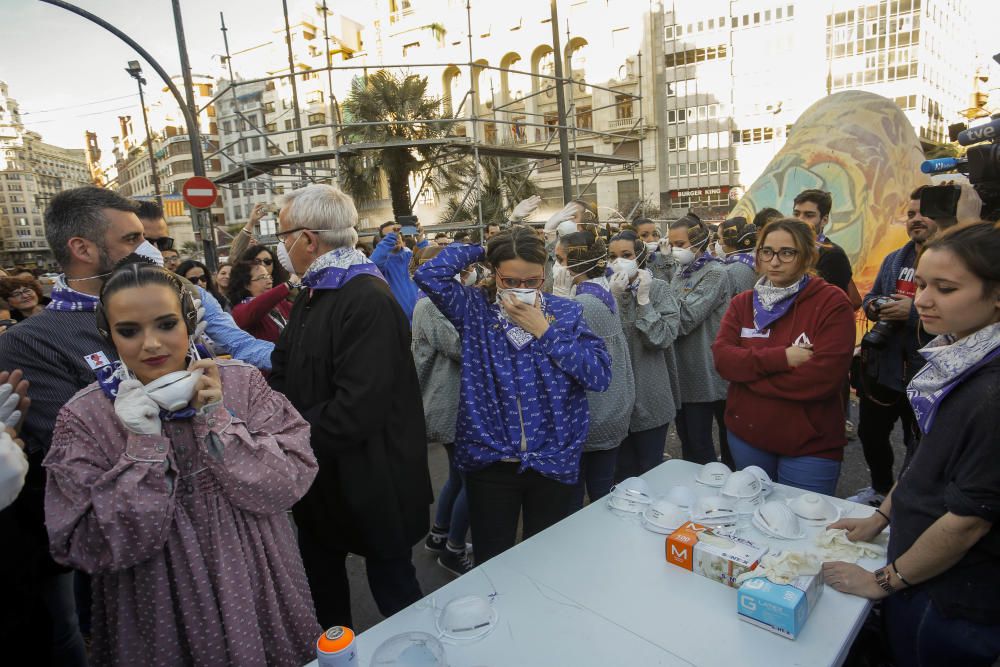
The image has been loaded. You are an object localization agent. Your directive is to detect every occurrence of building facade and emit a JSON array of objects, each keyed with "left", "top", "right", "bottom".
[
  {"left": 659, "top": 0, "right": 979, "bottom": 219},
  {"left": 0, "top": 81, "right": 92, "bottom": 267}
]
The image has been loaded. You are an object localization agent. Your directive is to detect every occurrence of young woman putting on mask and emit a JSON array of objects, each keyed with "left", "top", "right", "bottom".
[
  {"left": 43, "top": 261, "right": 320, "bottom": 666},
  {"left": 414, "top": 226, "right": 611, "bottom": 563},
  {"left": 553, "top": 231, "right": 635, "bottom": 507},
  {"left": 606, "top": 230, "right": 682, "bottom": 479}
]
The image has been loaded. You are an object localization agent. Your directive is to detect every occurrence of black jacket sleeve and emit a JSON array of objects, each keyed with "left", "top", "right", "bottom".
[{"left": 817, "top": 244, "right": 853, "bottom": 293}]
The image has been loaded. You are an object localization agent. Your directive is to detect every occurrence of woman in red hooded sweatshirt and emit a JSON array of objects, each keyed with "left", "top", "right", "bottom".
[{"left": 712, "top": 218, "right": 855, "bottom": 495}]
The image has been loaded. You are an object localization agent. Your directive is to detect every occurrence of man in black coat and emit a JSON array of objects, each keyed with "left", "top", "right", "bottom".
[
  {"left": 269, "top": 184, "right": 432, "bottom": 629},
  {"left": 792, "top": 189, "right": 854, "bottom": 293}
]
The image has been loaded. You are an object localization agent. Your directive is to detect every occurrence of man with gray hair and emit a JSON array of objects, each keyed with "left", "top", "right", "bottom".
[{"left": 269, "top": 184, "right": 432, "bottom": 628}]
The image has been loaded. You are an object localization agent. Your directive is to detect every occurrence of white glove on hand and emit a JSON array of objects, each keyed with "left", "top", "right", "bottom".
[
  {"left": 635, "top": 270, "right": 652, "bottom": 306},
  {"left": 658, "top": 238, "right": 673, "bottom": 255},
  {"left": 0, "top": 383, "right": 22, "bottom": 429},
  {"left": 192, "top": 298, "right": 207, "bottom": 340},
  {"left": 609, "top": 270, "right": 630, "bottom": 298},
  {"left": 544, "top": 202, "right": 580, "bottom": 240},
  {"left": 0, "top": 430, "right": 27, "bottom": 511},
  {"left": 511, "top": 195, "right": 542, "bottom": 222},
  {"left": 114, "top": 379, "right": 162, "bottom": 436},
  {"left": 552, "top": 265, "right": 575, "bottom": 297}
]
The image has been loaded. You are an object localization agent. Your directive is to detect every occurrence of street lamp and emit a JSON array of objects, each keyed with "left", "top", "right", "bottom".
[{"left": 125, "top": 60, "right": 162, "bottom": 199}]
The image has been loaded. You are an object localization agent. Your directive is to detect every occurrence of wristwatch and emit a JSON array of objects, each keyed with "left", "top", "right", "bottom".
[{"left": 875, "top": 567, "right": 895, "bottom": 594}]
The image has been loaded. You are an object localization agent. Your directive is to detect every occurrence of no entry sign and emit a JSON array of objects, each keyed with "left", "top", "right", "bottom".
[{"left": 182, "top": 177, "right": 218, "bottom": 209}]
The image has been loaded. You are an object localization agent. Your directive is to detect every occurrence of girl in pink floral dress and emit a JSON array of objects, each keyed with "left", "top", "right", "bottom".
[{"left": 44, "top": 262, "right": 321, "bottom": 666}]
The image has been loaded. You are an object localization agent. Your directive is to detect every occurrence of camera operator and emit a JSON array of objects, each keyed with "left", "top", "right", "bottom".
[{"left": 849, "top": 186, "right": 934, "bottom": 506}]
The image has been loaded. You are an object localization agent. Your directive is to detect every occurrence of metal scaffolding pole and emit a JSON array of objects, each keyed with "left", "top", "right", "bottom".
[
  {"left": 549, "top": 0, "right": 573, "bottom": 202},
  {"left": 281, "top": 0, "right": 306, "bottom": 162},
  {"left": 320, "top": 0, "right": 342, "bottom": 184}
]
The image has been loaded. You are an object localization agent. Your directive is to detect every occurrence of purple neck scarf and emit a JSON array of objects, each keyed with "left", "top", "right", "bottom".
[
  {"left": 46, "top": 276, "right": 99, "bottom": 312},
  {"left": 301, "top": 247, "right": 387, "bottom": 291},
  {"left": 725, "top": 252, "right": 756, "bottom": 270},
  {"left": 679, "top": 253, "right": 720, "bottom": 280},
  {"left": 576, "top": 280, "right": 617, "bottom": 314},
  {"left": 906, "top": 323, "right": 1000, "bottom": 433},
  {"left": 752, "top": 276, "right": 809, "bottom": 331}
]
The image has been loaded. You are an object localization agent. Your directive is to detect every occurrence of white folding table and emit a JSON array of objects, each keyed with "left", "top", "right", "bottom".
[{"left": 309, "top": 459, "right": 886, "bottom": 666}]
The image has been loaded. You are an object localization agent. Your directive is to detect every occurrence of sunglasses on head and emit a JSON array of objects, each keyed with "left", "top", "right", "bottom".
[{"left": 147, "top": 236, "right": 175, "bottom": 251}]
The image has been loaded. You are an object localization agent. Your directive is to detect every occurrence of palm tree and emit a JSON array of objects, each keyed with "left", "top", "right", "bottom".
[
  {"left": 180, "top": 241, "right": 201, "bottom": 259},
  {"left": 434, "top": 156, "right": 540, "bottom": 224},
  {"left": 340, "top": 70, "right": 450, "bottom": 217}
]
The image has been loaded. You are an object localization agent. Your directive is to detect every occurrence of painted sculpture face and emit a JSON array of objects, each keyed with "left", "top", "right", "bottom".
[{"left": 730, "top": 90, "right": 931, "bottom": 296}]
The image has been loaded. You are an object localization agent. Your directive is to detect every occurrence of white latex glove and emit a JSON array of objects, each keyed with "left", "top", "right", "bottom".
[
  {"left": 609, "top": 270, "right": 630, "bottom": 298},
  {"left": 511, "top": 195, "right": 542, "bottom": 222},
  {"left": 814, "top": 528, "right": 885, "bottom": 563},
  {"left": 544, "top": 202, "right": 580, "bottom": 240},
  {"left": 114, "top": 379, "right": 162, "bottom": 436},
  {"left": 635, "top": 269, "right": 652, "bottom": 306},
  {"left": 552, "top": 265, "right": 575, "bottom": 297},
  {"left": 0, "top": 383, "right": 22, "bottom": 429},
  {"left": 736, "top": 552, "right": 821, "bottom": 586},
  {"left": 0, "top": 430, "right": 27, "bottom": 511},
  {"left": 658, "top": 238, "right": 672, "bottom": 255},
  {"left": 192, "top": 298, "right": 207, "bottom": 340}
]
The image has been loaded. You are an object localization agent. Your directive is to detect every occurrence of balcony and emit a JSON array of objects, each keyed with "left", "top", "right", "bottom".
[{"left": 607, "top": 117, "right": 639, "bottom": 131}]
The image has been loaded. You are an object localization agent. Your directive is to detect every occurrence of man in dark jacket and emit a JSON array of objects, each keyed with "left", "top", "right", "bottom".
[
  {"left": 793, "top": 189, "right": 853, "bottom": 293},
  {"left": 848, "top": 186, "right": 935, "bottom": 506},
  {"left": 270, "top": 184, "right": 432, "bottom": 629}
]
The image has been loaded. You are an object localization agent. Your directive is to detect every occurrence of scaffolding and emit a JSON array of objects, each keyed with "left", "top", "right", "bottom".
[{"left": 207, "top": 0, "right": 647, "bottom": 239}]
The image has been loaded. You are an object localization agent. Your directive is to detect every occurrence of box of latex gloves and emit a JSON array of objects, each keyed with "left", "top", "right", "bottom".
[
  {"left": 736, "top": 553, "right": 824, "bottom": 640},
  {"left": 666, "top": 522, "right": 768, "bottom": 588}
]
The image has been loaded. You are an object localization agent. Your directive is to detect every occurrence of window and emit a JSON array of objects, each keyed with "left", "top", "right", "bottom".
[
  {"left": 309, "top": 112, "right": 325, "bottom": 126},
  {"left": 222, "top": 120, "right": 232, "bottom": 133},
  {"left": 286, "top": 141, "right": 299, "bottom": 152},
  {"left": 250, "top": 136, "right": 261, "bottom": 151},
  {"left": 310, "top": 135, "right": 329, "bottom": 148},
  {"left": 664, "top": 25, "right": 674, "bottom": 40},
  {"left": 264, "top": 102, "right": 275, "bottom": 113},
  {"left": 576, "top": 106, "right": 592, "bottom": 130},
  {"left": 669, "top": 164, "right": 678, "bottom": 177},
  {"left": 678, "top": 163, "right": 688, "bottom": 176},
  {"left": 284, "top": 119, "right": 297, "bottom": 130},
  {"left": 306, "top": 91, "right": 324, "bottom": 104},
  {"left": 615, "top": 95, "right": 633, "bottom": 119},
  {"left": 265, "top": 122, "right": 277, "bottom": 132}
]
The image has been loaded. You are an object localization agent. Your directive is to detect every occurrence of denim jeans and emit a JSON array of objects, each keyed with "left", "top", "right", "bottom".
[
  {"left": 727, "top": 430, "right": 841, "bottom": 496},
  {"left": 884, "top": 588, "right": 1000, "bottom": 666},
  {"left": 570, "top": 447, "right": 619, "bottom": 510},
  {"left": 615, "top": 424, "right": 670, "bottom": 481},
  {"left": 41, "top": 572, "right": 89, "bottom": 667},
  {"left": 676, "top": 402, "right": 725, "bottom": 465},
  {"left": 434, "top": 443, "right": 470, "bottom": 548}
]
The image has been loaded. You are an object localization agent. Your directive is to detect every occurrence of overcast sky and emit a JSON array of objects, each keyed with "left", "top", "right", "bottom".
[
  {"left": 0, "top": 0, "right": 376, "bottom": 155},
  {"left": 0, "top": 0, "right": 996, "bottom": 158}
]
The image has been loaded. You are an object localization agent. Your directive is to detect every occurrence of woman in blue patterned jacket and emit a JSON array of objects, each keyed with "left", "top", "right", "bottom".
[{"left": 414, "top": 225, "right": 611, "bottom": 564}]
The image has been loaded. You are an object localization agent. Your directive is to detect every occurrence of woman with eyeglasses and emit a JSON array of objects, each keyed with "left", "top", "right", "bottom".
[
  {"left": 605, "top": 230, "right": 682, "bottom": 480},
  {"left": 240, "top": 244, "right": 290, "bottom": 285},
  {"left": 177, "top": 260, "right": 230, "bottom": 312},
  {"left": 0, "top": 277, "right": 49, "bottom": 321},
  {"left": 227, "top": 259, "right": 295, "bottom": 344},
  {"left": 711, "top": 218, "right": 855, "bottom": 495},
  {"left": 413, "top": 226, "right": 611, "bottom": 564}
]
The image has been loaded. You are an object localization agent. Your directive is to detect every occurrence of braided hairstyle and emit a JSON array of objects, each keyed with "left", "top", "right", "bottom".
[
  {"left": 719, "top": 216, "right": 758, "bottom": 252},
  {"left": 557, "top": 230, "right": 608, "bottom": 279}
]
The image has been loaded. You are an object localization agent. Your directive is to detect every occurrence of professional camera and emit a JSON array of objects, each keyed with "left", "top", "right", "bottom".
[
  {"left": 861, "top": 296, "right": 902, "bottom": 350},
  {"left": 920, "top": 109, "right": 1000, "bottom": 222}
]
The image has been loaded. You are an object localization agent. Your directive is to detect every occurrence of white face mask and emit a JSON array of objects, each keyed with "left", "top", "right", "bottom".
[
  {"left": 671, "top": 247, "right": 696, "bottom": 266},
  {"left": 552, "top": 261, "right": 573, "bottom": 283},
  {"left": 143, "top": 369, "right": 203, "bottom": 412},
  {"left": 644, "top": 241, "right": 659, "bottom": 254},
  {"left": 610, "top": 257, "right": 637, "bottom": 277},
  {"left": 556, "top": 220, "right": 578, "bottom": 238},
  {"left": 497, "top": 288, "right": 538, "bottom": 307},
  {"left": 276, "top": 234, "right": 299, "bottom": 274},
  {"left": 135, "top": 240, "right": 164, "bottom": 267}
]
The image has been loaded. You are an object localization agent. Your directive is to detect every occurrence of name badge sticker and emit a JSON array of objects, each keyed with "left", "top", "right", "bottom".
[
  {"left": 740, "top": 327, "right": 771, "bottom": 339},
  {"left": 84, "top": 351, "right": 112, "bottom": 370}
]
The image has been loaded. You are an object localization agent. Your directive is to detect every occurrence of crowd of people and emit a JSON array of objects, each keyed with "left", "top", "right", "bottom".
[{"left": 0, "top": 180, "right": 995, "bottom": 666}]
